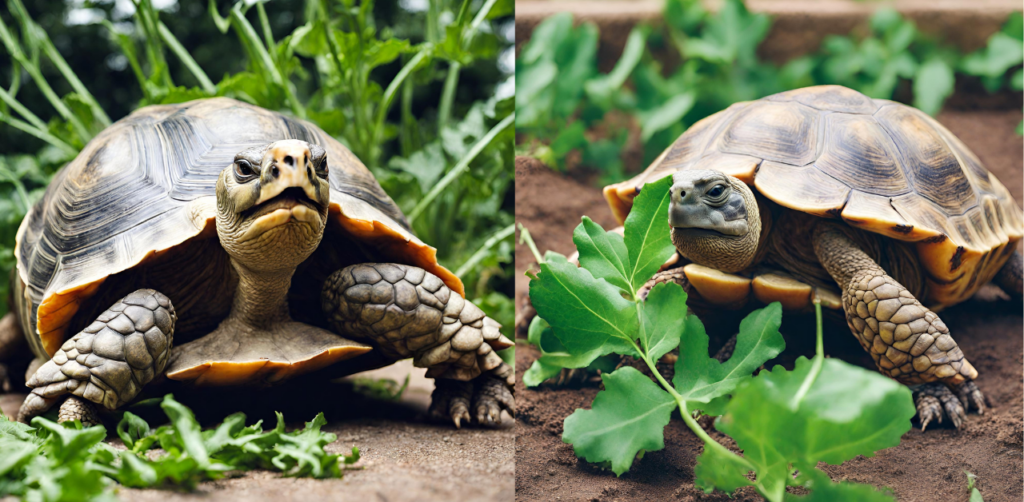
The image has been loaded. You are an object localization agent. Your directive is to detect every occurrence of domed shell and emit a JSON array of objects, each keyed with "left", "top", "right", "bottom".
[
  {"left": 16, "top": 98, "right": 462, "bottom": 357},
  {"left": 605, "top": 85, "right": 1023, "bottom": 307}
]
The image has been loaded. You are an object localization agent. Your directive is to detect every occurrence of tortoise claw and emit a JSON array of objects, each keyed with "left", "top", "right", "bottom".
[
  {"left": 953, "top": 380, "right": 986, "bottom": 415},
  {"left": 914, "top": 382, "right": 970, "bottom": 430},
  {"left": 472, "top": 376, "right": 514, "bottom": 426}
]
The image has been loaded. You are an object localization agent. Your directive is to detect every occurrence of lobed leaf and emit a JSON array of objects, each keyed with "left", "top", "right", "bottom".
[
  {"left": 673, "top": 302, "right": 785, "bottom": 413},
  {"left": 562, "top": 367, "right": 676, "bottom": 475},
  {"left": 623, "top": 175, "right": 676, "bottom": 293}
]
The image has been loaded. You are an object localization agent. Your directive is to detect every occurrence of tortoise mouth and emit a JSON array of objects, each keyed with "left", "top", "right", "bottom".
[
  {"left": 246, "top": 187, "right": 322, "bottom": 218},
  {"left": 671, "top": 226, "right": 741, "bottom": 239}
]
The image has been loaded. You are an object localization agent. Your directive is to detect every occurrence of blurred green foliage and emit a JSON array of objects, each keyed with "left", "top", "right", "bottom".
[
  {"left": 0, "top": 0, "right": 515, "bottom": 339},
  {"left": 0, "top": 395, "right": 360, "bottom": 500},
  {"left": 516, "top": 0, "right": 1023, "bottom": 183}
]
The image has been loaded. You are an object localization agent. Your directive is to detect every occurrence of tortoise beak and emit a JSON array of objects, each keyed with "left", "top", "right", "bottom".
[{"left": 255, "top": 140, "right": 323, "bottom": 206}]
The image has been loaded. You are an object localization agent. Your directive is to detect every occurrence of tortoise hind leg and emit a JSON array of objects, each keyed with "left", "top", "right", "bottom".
[
  {"left": 813, "top": 223, "right": 983, "bottom": 430},
  {"left": 994, "top": 250, "right": 1022, "bottom": 299},
  {"left": 322, "top": 263, "right": 515, "bottom": 427},
  {"left": 17, "top": 289, "right": 175, "bottom": 425}
]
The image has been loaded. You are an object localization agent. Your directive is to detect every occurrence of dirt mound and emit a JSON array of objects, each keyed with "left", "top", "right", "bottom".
[{"left": 514, "top": 110, "right": 1023, "bottom": 501}]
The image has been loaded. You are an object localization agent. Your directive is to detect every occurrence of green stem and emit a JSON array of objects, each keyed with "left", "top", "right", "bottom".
[
  {"left": 517, "top": 223, "right": 544, "bottom": 264},
  {"left": 455, "top": 223, "right": 515, "bottom": 277},
  {"left": 437, "top": 62, "right": 461, "bottom": 131},
  {"left": 790, "top": 301, "right": 824, "bottom": 408},
  {"left": 158, "top": 22, "right": 216, "bottom": 94},
  {"left": 407, "top": 112, "right": 513, "bottom": 224},
  {"left": 0, "top": 17, "right": 92, "bottom": 142},
  {"left": 0, "top": 85, "right": 47, "bottom": 130},
  {"left": 257, "top": 1, "right": 276, "bottom": 56},
  {"left": 229, "top": 6, "right": 304, "bottom": 118},
  {"left": 372, "top": 50, "right": 431, "bottom": 162},
  {"left": 629, "top": 339, "right": 758, "bottom": 475},
  {"left": 0, "top": 112, "right": 77, "bottom": 155},
  {"left": 9, "top": 0, "right": 109, "bottom": 127}
]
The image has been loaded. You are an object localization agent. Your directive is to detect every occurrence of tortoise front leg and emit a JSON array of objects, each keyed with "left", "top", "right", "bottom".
[
  {"left": 322, "top": 263, "right": 514, "bottom": 427},
  {"left": 813, "top": 224, "right": 984, "bottom": 429},
  {"left": 17, "top": 289, "right": 175, "bottom": 426}
]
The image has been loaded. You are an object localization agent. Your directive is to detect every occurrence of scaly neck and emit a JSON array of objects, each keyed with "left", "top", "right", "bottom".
[{"left": 227, "top": 260, "right": 294, "bottom": 328}]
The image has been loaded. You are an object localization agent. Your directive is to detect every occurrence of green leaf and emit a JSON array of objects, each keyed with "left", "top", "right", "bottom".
[
  {"left": 116, "top": 412, "right": 151, "bottom": 449},
  {"left": 639, "top": 92, "right": 695, "bottom": 142},
  {"left": 584, "top": 27, "right": 647, "bottom": 104},
  {"left": 786, "top": 468, "right": 895, "bottom": 501},
  {"left": 673, "top": 303, "right": 785, "bottom": 412},
  {"left": 966, "top": 471, "right": 985, "bottom": 502},
  {"left": 693, "top": 441, "right": 754, "bottom": 494},
  {"left": 914, "top": 58, "right": 954, "bottom": 115},
  {"left": 714, "top": 357, "right": 914, "bottom": 500},
  {"left": 161, "top": 394, "right": 211, "bottom": 467},
  {"left": 639, "top": 282, "right": 687, "bottom": 361},
  {"left": 388, "top": 142, "right": 447, "bottom": 192},
  {"left": 562, "top": 367, "right": 676, "bottom": 475},
  {"left": 529, "top": 252, "right": 639, "bottom": 355},
  {"left": 623, "top": 175, "right": 676, "bottom": 292},
  {"left": 573, "top": 217, "right": 630, "bottom": 292}
]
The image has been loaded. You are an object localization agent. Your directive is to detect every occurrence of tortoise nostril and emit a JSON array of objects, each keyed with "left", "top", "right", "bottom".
[
  {"left": 271, "top": 165, "right": 280, "bottom": 178},
  {"left": 284, "top": 155, "right": 294, "bottom": 167}
]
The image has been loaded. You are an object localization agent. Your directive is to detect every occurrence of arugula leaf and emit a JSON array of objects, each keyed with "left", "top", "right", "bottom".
[
  {"left": 639, "top": 282, "right": 687, "bottom": 362},
  {"left": 623, "top": 175, "right": 676, "bottom": 292},
  {"left": 914, "top": 58, "right": 954, "bottom": 115},
  {"left": 673, "top": 302, "right": 785, "bottom": 413},
  {"left": 562, "top": 367, "right": 676, "bottom": 475},
  {"left": 573, "top": 216, "right": 630, "bottom": 292},
  {"left": 693, "top": 441, "right": 754, "bottom": 494},
  {"left": 116, "top": 411, "right": 151, "bottom": 450},
  {"left": 529, "top": 252, "right": 639, "bottom": 355},
  {"left": 787, "top": 468, "right": 896, "bottom": 501}
]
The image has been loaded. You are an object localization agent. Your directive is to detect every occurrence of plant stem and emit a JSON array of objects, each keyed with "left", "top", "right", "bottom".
[
  {"left": 629, "top": 339, "right": 757, "bottom": 474},
  {"left": 407, "top": 112, "right": 513, "bottom": 224},
  {"left": 455, "top": 223, "right": 515, "bottom": 277},
  {"left": 790, "top": 300, "right": 824, "bottom": 408},
  {"left": 0, "top": 85, "right": 47, "bottom": 130},
  {"left": 229, "top": 5, "right": 304, "bottom": 118},
  {"left": 158, "top": 22, "right": 216, "bottom": 94},
  {"left": 0, "top": 112, "right": 77, "bottom": 155},
  {"left": 517, "top": 223, "right": 544, "bottom": 264},
  {"left": 437, "top": 62, "right": 461, "bottom": 131},
  {"left": 372, "top": 50, "right": 431, "bottom": 164}
]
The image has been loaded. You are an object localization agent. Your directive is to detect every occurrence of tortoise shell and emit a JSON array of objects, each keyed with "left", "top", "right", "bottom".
[
  {"left": 605, "top": 86, "right": 1023, "bottom": 307},
  {"left": 15, "top": 98, "right": 462, "bottom": 358}
]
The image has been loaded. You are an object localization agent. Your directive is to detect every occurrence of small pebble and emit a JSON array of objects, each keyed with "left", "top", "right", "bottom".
[{"left": 443, "top": 436, "right": 451, "bottom": 442}]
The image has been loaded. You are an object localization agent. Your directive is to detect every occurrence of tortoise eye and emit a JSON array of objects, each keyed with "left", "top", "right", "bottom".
[
  {"left": 707, "top": 184, "right": 726, "bottom": 198},
  {"left": 234, "top": 159, "right": 256, "bottom": 180},
  {"left": 315, "top": 159, "right": 329, "bottom": 180}
]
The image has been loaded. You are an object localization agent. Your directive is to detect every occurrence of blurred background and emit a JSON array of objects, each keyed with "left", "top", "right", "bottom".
[
  {"left": 515, "top": 0, "right": 1022, "bottom": 186},
  {"left": 0, "top": 0, "right": 515, "bottom": 352}
]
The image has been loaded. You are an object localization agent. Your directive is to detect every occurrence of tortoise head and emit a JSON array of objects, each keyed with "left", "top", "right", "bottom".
[
  {"left": 668, "top": 169, "right": 762, "bottom": 273},
  {"left": 216, "top": 139, "right": 332, "bottom": 271}
]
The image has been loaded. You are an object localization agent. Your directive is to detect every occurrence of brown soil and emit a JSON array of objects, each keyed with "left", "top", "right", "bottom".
[
  {"left": 1, "top": 361, "right": 514, "bottom": 502},
  {"left": 513, "top": 110, "right": 1024, "bottom": 502}
]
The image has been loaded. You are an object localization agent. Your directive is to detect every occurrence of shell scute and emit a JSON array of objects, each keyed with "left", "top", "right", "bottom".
[
  {"left": 815, "top": 113, "right": 909, "bottom": 196},
  {"left": 715, "top": 101, "right": 819, "bottom": 166}
]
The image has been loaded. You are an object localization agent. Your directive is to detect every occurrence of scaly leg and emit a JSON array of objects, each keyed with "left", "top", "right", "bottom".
[
  {"left": 813, "top": 224, "right": 983, "bottom": 429},
  {"left": 323, "top": 263, "right": 514, "bottom": 427},
  {"left": 17, "top": 289, "right": 175, "bottom": 424}
]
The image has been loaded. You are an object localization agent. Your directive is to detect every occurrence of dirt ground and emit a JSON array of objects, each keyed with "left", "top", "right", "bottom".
[
  {"left": 0, "top": 360, "right": 514, "bottom": 502},
  {"left": 514, "top": 110, "right": 1024, "bottom": 502}
]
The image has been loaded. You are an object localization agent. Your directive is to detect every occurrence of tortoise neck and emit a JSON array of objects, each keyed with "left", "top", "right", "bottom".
[{"left": 227, "top": 259, "right": 294, "bottom": 328}]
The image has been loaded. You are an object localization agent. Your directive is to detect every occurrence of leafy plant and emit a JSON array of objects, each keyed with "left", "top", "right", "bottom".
[
  {"left": 515, "top": 0, "right": 1024, "bottom": 180},
  {"left": 522, "top": 178, "right": 915, "bottom": 500},
  {"left": 0, "top": 0, "right": 514, "bottom": 335},
  {"left": 351, "top": 374, "right": 410, "bottom": 401},
  {"left": 0, "top": 394, "right": 359, "bottom": 501}
]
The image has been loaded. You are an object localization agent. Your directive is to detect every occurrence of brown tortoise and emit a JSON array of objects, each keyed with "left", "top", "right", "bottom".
[
  {"left": 0, "top": 98, "right": 513, "bottom": 427},
  {"left": 586, "top": 86, "right": 1021, "bottom": 430}
]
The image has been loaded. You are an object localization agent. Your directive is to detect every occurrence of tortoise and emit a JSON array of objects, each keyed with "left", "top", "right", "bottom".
[
  {"left": 578, "top": 85, "right": 1022, "bottom": 430},
  {"left": 0, "top": 98, "right": 514, "bottom": 427}
]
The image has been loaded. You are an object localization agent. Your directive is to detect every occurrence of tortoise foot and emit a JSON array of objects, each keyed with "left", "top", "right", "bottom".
[
  {"left": 429, "top": 379, "right": 472, "bottom": 428},
  {"left": 429, "top": 368, "right": 514, "bottom": 428},
  {"left": 58, "top": 396, "right": 101, "bottom": 427},
  {"left": 17, "top": 289, "right": 175, "bottom": 423},
  {"left": 471, "top": 374, "right": 515, "bottom": 427},
  {"left": 914, "top": 382, "right": 971, "bottom": 430},
  {"left": 952, "top": 379, "right": 986, "bottom": 415}
]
